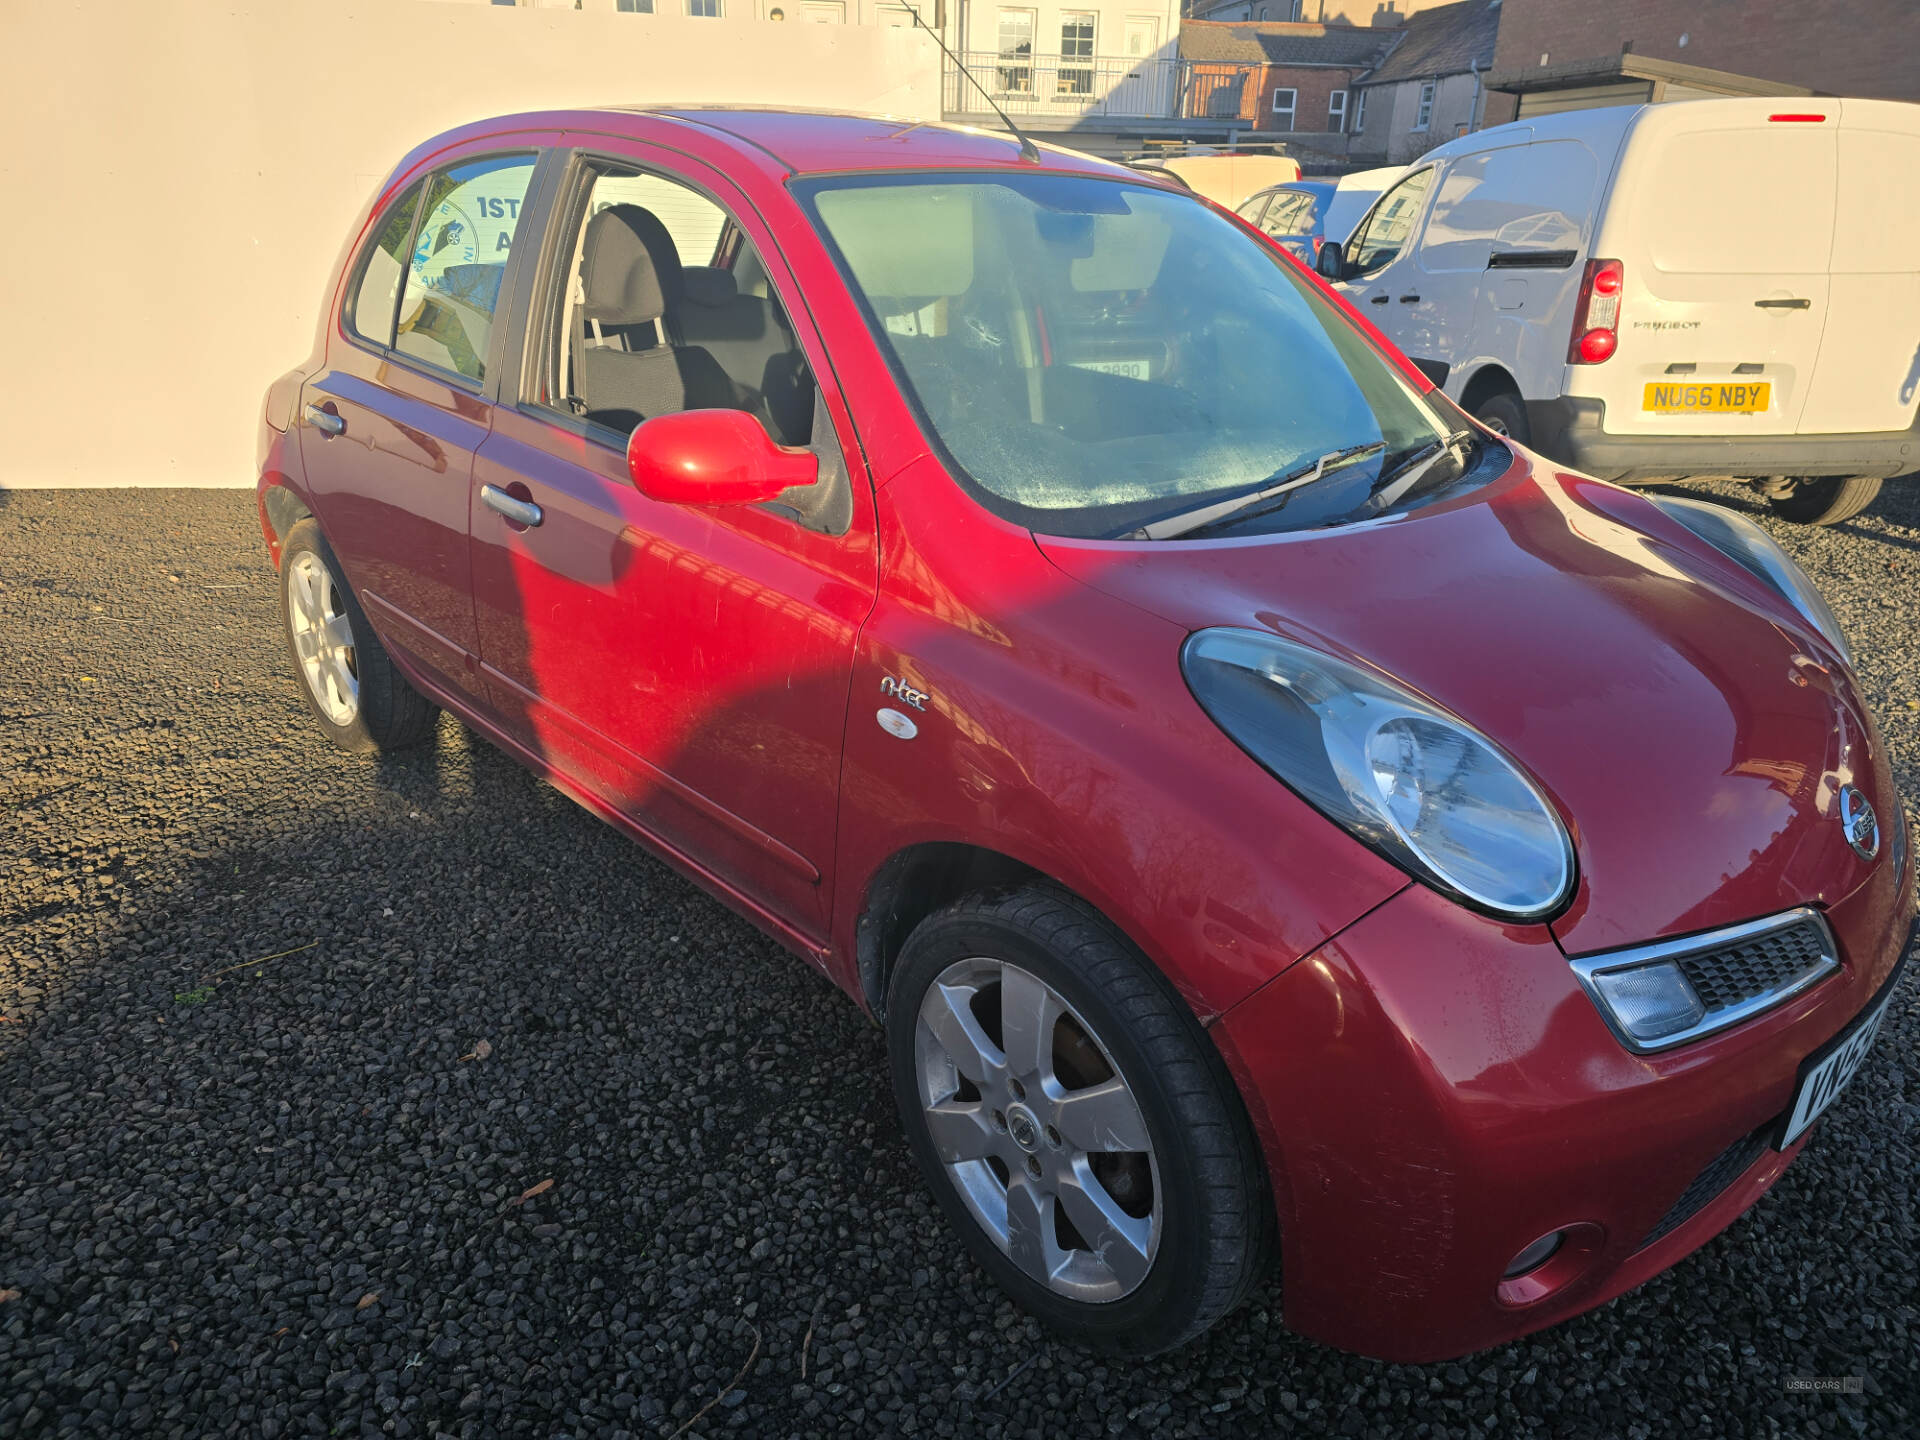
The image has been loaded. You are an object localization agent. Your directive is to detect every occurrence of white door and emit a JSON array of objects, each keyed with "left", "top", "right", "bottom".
[
  {"left": 1334, "top": 167, "right": 1438, "bottom": 378},
  {"left": 1797, "top": 99, "right": 1920, "bottom": 435},
  {"left": 802, "top": 0, "right": 845, "bottom": 19},
  {"left": 1414, "top": 137, "right": 1600, "bottom": 401},
  {"left": 1586, "top": 100, "right": 1837, "bottom": 438}
]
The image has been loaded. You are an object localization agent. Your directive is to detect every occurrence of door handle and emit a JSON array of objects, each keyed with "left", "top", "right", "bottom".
[
  {"left": 1398, "top": 294, "right": 1422, "bottom": 304},
  {"left": 480, "top": 484, "right": 543, "bottom": 528},
  {"left": 1755, "top": 297, "right": 1811, "bottom": 310},
  {"left": 303, "top": 403, "right": 345, "bottom": 438},
  {"left": 1369, "top": 294, "right": 1389, "bottom": 305}
]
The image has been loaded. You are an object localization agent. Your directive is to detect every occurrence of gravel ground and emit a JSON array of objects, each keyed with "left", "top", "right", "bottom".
[{"left": 2, "top": 481, "right": 1916, "bottom": 1439}]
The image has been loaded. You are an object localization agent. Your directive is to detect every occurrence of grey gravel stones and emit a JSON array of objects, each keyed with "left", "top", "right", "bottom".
[{"left": 1, "top": 482, "right": 1915, "bottom": 1436}]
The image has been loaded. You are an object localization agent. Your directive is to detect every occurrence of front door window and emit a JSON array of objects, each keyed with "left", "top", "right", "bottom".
[{"left": 1345, "top": 168, "right": 1433, "bottom": 277}]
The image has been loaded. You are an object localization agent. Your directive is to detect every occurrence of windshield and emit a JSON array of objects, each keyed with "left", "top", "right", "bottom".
[{"left": 798, "top": 171, "right": 1481, "bottom": 539}]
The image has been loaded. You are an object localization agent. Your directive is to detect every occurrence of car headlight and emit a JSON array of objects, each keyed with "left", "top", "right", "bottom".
[
  {"left": 1182, "top": 628, "right": 1575, "bottom": 919},
  {"left": 1649, "top": 495, "right": 1851, "bottom": 667}
]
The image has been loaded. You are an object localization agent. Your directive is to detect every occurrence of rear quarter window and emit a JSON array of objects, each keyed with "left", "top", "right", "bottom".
[{"left": 346, "top": 181, "right": 423, "bottom": 347}]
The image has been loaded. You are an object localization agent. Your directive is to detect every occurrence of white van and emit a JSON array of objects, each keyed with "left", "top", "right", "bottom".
[{"left": 1316, "top": 99, "right": 1920, "bottom": 524}]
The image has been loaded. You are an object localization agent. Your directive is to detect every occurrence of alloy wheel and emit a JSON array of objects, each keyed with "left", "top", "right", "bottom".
[
  {"left": 288, "top": 551, "right": 360, "bottom": 726},
  {"left": 914, "top": 957, "right": 1160, "bottom": 1302}
]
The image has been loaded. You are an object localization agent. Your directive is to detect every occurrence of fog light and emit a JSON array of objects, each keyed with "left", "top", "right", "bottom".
[
  {"left": 1503, "top": 1231, "right": 1564, "bottom": 1279},
  {"left": 1587, "top": 961, "right": 1705, "bottom": 1044}
]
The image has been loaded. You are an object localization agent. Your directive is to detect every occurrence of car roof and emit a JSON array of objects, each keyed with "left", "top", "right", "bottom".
[{"left": 591, "top": 106, "right": 1152, "bottom": 181}]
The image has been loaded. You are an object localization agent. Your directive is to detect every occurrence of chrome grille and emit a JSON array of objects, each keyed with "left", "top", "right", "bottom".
[
  {"left": 1678, "top": 919, "right": 1832, "bottom": 1016},
  {"left": 1570, "top": 908, "right": 1840, "bottom": 1053}
]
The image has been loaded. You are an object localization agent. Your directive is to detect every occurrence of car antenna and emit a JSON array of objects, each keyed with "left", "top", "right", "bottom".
[{"left": 897, "top": 2, "right": 1043, "bottom": 164}]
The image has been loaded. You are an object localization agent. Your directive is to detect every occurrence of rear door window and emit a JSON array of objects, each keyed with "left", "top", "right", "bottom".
[{"left": 393, "top": 154, "right": 540, "bottom": 383}]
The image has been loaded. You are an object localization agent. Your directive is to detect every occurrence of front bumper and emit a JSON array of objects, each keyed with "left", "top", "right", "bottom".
[
  {"left": 1212, "top": 840, "right": 1914, "bottom": 1363},
  {"left": 1527, "top": 395, "right": 1920, "bottom": 483}
]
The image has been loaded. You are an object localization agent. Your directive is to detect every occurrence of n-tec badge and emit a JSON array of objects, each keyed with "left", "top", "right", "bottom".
[
  {"left": 1838, "top": 785, "right": 1880, "bottom": 861},
  {"left": 880, "top": 675, "right": 929, "bottom": 711}
]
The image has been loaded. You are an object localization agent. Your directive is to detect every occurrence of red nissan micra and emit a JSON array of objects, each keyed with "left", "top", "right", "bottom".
[{"left": 255, "top": 109, "right": 1913, "bottom": 1361}]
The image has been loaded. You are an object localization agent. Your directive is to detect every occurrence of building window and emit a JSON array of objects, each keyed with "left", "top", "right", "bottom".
[
  {"left": 615, "top": 0, "right": 654, "bottom": 10},
  {"left": 997, "top": 9, "right": 1035, "bottom": 94},
  {"left": 1058, "top": 13, "right": 1095, "bottom": 95},
  {"left": 1414, "top": 80, "right": 1435, "bottom": 130},
  {"left": 1271, "top": 87, "right": 1296, "bottom": 132},
  {"left": 1328, "top": 88, "right": 1347, "bottom": 133},
  {"left": 1353, "top": 87, "right": 1367, "bottom": 131},
  {"left": 687, "top": 0, "right": 721, "bottom": 14}
]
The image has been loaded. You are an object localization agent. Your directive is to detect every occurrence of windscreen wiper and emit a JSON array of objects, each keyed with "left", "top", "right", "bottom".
[
  {"left": 1362, "top": 428, "right": 1475, "bottom": 515},
  {"left": 1126, "top": 442, "right": 1388, "bottom": 541}
]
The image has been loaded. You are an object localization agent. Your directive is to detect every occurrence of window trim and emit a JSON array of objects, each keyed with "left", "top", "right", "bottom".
[
  {"left": 337, "top": 148, "right": 551, "bottom": 400},
  {"left": 1271, "top": 86, "right": 1296, "bottom": 131},
  {"left": 1328, "top": 88, "right": 1347, "bottom": 134},
  {"left": 1414, "top": 79, "right": 1436, "bottom": 131}
]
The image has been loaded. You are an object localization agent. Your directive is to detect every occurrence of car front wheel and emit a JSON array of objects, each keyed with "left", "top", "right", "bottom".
[{"left": 886, "top": 886, "right": 1273, "bottom": 1355}]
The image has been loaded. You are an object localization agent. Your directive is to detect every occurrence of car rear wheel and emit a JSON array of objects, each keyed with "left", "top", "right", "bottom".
[
  {"left": 1470, "top": 389, "right": 1532, "bottom": 446},
  {"left": 1764, "top": 475, "right": 1883, "bottom": 526},
  {"left": 279, "top": 518, "right": 437, "bottom": 754},
  {"left": 886, "top": 886, "right": 1273, "bottom": 1355}
]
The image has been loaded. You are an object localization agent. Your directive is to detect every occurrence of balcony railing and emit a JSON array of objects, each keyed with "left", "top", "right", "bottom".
[{"left": 943, "top": 52, "right": 1263, "bottom": 123}]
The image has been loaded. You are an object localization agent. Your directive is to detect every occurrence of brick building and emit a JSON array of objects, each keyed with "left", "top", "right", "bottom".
[
  {"left": 1348, "top": 0, "right": 1510, "bottom": 163},
  {"left": 1179, "top": 19, "right": 1398, "bottom": 143},
  {"left": 1490, "top": 0, "right": 1920, "bottom": 102}
]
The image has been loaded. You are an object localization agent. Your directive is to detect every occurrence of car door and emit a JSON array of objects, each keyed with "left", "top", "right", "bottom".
[
  {"left": 1416, "top": 138, "right": 1597, "bottom": 405},
  {"left": 1333, "top": 166, "right": 1437, "bottom": 377},
  {"left": 468, "top": 140, "right": 878, "bottom": 945},
  {"left": 298, "top": 140, "right": 553, "bottom": 699}
]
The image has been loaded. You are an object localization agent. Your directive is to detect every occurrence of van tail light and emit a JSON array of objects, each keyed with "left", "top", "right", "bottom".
[
  {"left": 1311, "top": 235, "right": 1323, "bottom": 260},
  {"left": 1569, "top": 259, "right": 1624, "bottom": 365}
]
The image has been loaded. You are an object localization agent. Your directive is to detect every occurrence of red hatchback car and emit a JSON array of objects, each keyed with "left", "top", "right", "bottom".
[{"left": 255, "top": 109, "right": 1913, "bottom": 1361}]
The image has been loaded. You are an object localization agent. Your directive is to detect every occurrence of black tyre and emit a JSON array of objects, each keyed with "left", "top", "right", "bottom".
[
  {"left": 279, "top": 518, "right": 437, "bottom": 754},
  {"left": 1765, "top": 475, "right": 1883, "bottom": 526},
  {"left": 1471, "top": 389, "right": 1533, "bottom": 445},
  {"left": 886, "top": 886, "right": 1273, "bottom": 1355}
]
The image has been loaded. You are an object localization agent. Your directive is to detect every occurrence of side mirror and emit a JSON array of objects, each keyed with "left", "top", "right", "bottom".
[
  {"left": 627, "top": 409, "right": 818, "bottom": 506},
  {"left": 1316, "top": 240, "right": 1347, "bottom": 280}
]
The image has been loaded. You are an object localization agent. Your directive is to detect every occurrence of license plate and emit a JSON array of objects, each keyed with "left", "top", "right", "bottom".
[
  {"left": 1778, "top": 984, "right": 1894, "bottom": 1148},
  {"left": 1643, "top": 381, "right": 1771, "bottom": 413},
  {"left": 1074, "top": 358, "right": 1152, "bottom": 381}
]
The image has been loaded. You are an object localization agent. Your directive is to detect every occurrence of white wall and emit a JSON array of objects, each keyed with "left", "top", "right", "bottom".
[{"left": 0, "top": 0, "right": 940, "bottom": 488}]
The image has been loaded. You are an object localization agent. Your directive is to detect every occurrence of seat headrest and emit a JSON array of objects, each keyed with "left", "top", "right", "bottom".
[
  {"left": 682, "top": 266, "right": 740, "bottom": 309},
  {"left": 580, "top": 204, "right": 684, "bottom": 326}
]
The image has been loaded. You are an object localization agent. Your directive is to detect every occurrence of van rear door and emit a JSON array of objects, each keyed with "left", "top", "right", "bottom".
[
  {"left": 1585, "top": 100, "right": 1837, "bottom": 440},
  {"left": 1797, "top": 99, "right": 1920, "bottom": 436}
]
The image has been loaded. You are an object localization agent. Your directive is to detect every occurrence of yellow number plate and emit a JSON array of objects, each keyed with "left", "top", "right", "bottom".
[{"left": 1643, "top": 381, "right": 1771, "bottom": 413}]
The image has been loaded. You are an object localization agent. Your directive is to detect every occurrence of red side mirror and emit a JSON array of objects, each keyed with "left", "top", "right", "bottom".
[{"left": 626, "top": 409, "right": 818, "bottom": 506}]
